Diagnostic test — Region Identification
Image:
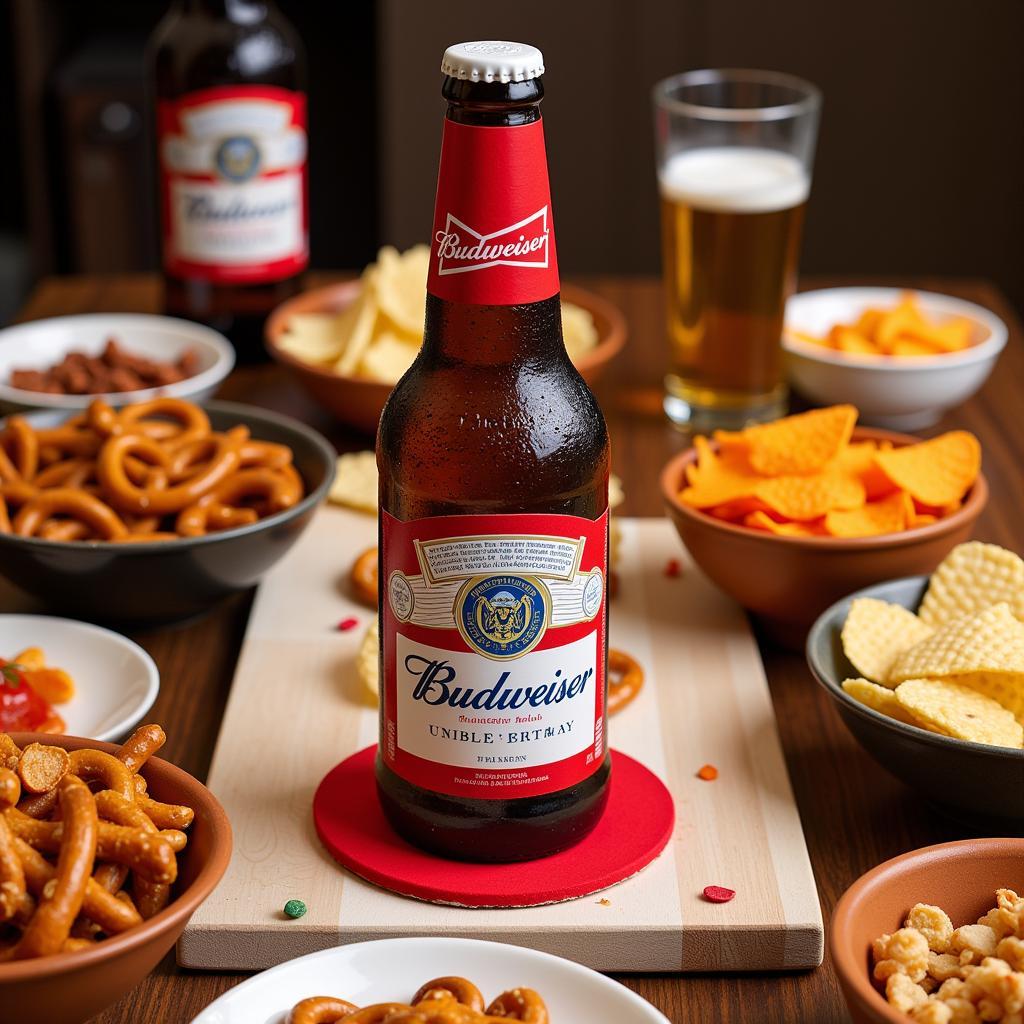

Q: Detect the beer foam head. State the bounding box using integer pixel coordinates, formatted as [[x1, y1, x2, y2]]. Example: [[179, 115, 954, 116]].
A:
[[659, 147, 810, 213]]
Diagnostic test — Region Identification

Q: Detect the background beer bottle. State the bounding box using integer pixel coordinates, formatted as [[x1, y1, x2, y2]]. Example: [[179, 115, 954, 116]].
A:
[[376, 41, 611, 862], [149, 0, 308, 358]]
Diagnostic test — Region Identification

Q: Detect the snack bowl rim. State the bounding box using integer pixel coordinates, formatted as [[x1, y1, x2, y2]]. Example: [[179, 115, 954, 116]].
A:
[[660, 425, 988, 552], [0, 731, 232, 986], [830, 836, 1024, 1024], [0, 313, 236, 411], [782, 286, 1008, 371], [0, 399, 337, 552], [264, 278, 628, 384], [806, 573, 1024, 760]]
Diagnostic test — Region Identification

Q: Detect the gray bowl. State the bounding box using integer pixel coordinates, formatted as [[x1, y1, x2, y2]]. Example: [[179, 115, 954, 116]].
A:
[[0, 401, 335, 626], [807, 575, 1024, 832]]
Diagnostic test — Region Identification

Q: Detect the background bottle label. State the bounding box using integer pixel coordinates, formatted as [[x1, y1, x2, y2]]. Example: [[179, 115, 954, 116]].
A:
[[381, 509, 607, 800], [427, 119, 560, 306], [158, 85, 308, 284]]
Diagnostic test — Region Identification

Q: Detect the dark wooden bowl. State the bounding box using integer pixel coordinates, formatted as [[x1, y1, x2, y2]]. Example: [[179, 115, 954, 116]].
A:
[[660, 426, 988, 649]]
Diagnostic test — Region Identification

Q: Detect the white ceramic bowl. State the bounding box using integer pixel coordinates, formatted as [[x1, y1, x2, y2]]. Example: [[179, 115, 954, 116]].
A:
[[190, 937, 671, 1024], [0, 313, 235, 413], [784, 287, 1007, 429], [0, 614, 158, 741]]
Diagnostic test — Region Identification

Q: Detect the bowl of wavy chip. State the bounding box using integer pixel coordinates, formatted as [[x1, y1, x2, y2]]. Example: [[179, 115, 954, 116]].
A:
[[265, 245, 627, 433], [807, 542, 1024, 828], [784, 288, 1007, 430], [661, 404, 987, 646]]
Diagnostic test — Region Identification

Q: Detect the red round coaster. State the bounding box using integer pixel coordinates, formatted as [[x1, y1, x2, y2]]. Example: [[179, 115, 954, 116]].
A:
[[313, 746, 674, 908]]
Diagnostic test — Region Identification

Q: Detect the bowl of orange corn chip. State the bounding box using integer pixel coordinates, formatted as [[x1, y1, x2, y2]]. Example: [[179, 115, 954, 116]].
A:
[[660, 405, 987, 647], [784, 289, 1007, 430]]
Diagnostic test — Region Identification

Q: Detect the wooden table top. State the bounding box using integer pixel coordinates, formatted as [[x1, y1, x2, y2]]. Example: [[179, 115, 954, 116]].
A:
[[11, 273, 1024, 1024]]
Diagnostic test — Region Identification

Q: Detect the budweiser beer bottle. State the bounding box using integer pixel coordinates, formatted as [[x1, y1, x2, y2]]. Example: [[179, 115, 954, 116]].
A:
[[149, 0, 308, 357], [376, 41, 611, 862]]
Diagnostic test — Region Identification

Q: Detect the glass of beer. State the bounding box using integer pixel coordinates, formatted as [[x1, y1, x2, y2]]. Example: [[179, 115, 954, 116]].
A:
[[652, 69, 821, 429]]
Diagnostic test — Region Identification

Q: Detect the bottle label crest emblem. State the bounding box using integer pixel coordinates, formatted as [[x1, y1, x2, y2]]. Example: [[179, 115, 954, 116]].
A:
[[427, 119, 560, 306], [157, 85, 309, 284], [381, 510, 607, 799]]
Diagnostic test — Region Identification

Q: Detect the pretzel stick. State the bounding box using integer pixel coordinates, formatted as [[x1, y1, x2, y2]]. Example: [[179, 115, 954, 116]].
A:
[[116, 724, 166, 775], [92, 862, 129, 894], [10, 775, 97, 958], [0, 766, 21, 808], [0, 812, 27, 922], [0, 734, 21, 771]]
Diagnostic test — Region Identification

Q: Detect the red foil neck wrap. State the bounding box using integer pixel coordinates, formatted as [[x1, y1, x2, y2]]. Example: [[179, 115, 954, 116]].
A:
[[427, 119, 560, 306], [381, 509, 607, 800]]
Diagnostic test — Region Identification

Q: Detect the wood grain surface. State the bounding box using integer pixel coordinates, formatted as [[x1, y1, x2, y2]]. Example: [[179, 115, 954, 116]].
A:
[[7, 273, 1023, 1022]]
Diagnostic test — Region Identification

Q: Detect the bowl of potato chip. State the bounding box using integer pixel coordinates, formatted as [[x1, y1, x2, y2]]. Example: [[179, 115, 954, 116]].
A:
[[265, 245, 627, 433], [661, 405, 988, 647], [784, 289, 1007, 430], [807, 542, 1024, 828]]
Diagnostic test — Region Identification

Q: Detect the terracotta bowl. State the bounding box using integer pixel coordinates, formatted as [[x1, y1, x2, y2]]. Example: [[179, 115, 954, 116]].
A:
[[0, 733, 232, 1024], [660, 427, 988, 649], [265, 280, 628, 434], [831, 838, 1024, 1024], [807, 574, 1024, 829]]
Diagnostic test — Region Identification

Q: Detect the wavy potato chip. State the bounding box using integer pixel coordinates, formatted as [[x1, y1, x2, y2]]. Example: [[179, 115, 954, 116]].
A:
[[889, 603, 1024, 683], [842, 598, 933, 684], [825, 490, 911, 538], [755, 471, 865, 522], [954, 671, 1024, 725], [842, 677, 922, 726], [375, 244, 430, 334], [918, 542, 1024, 627], [743, 511, 825, 536], [874, 431, 981, 508], [356, 330, 419, 384], [894, 678, 1024, 748], [278, 312, 348, 362], [328, 450, 378, 514]]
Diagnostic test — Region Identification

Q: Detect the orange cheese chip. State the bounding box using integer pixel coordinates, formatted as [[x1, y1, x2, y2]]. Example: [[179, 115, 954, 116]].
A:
[[755, 471, 865, 522], [680, 439, 764, 509], [825, 490, 910, 538], [744, 511, 827, 537], [874, 431, 981, 508], [831, 326, 877, 356]]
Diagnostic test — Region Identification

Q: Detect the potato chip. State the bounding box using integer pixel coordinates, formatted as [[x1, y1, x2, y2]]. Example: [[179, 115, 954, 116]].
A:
[[562, 301, 600, 361], [278, 312, 348, 363], [953, 671, 1024, 725], [889, 603, 1024, 683], [356, 615, 379, 700], [755, 471, 865, 522], [890, 337, 942, 358], [743, 511, 826, 537], [918, 542, 1024, 627], [328, 450, 378, 514], [893, 678, 1024, 748], [334, 277, 380, 376], [374, 244, 430, 334], [356, 330, 419, 384], [842, 677, 922, 726], [873, 431, 981, 508], [679, 440, 765, 509], [825, 490, 911, 538], [831, 327, 877, 356], [841, 598, 933, 683], [734, 404, 857, 476]]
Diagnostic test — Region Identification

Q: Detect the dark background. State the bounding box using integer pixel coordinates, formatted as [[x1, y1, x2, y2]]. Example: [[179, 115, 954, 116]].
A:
[[1, 0, 1021, 321]]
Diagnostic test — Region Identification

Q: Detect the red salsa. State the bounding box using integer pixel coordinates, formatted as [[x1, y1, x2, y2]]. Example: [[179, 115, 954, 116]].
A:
[[0, 658, 55, 731]]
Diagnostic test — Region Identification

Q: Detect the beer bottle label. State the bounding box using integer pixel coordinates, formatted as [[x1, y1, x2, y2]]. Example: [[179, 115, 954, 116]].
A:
[[381, 509, 607, 800], [157, 86, 308, 284], [427, 119, 560, 306]]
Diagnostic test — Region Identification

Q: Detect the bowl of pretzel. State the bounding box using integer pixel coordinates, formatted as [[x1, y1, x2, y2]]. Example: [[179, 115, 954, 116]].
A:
[[0, 725, 231, 1024], [0, 396, 335, 625]]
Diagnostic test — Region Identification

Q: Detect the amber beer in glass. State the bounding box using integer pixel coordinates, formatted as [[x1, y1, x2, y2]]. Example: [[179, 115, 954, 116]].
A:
[[652, 70, 820, 429], [376, 41, 611, 862]]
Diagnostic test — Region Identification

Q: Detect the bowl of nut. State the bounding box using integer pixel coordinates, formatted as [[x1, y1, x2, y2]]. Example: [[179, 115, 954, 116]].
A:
[[831, 838, 1024, 1024], [0, 726, 232, 1024], [0, 314, 235, 414]]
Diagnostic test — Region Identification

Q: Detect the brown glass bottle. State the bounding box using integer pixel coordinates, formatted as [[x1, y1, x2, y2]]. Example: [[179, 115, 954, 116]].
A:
[[149, 0, 308, 358], [376, 42, 611, 862]]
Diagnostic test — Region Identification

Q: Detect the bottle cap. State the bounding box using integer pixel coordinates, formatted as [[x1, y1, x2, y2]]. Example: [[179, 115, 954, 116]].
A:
[[440, 41, 545, 84]]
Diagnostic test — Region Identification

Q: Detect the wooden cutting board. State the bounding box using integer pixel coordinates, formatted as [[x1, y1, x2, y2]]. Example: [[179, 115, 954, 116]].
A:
[[181, 507, 823, 972]]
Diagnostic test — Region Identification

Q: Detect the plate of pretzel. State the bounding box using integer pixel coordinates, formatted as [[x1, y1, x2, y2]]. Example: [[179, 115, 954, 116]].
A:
[[190, 936, 671, 1023]]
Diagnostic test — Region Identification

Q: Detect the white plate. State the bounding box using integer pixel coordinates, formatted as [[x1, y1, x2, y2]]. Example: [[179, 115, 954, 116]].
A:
[[190, 938, 671, 1024], [0, 614, 158, 741], [0, 313, 235, 413]]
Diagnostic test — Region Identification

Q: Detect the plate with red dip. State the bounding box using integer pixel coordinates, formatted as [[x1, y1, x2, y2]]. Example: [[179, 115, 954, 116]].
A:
[[0, 614, 158, 741]]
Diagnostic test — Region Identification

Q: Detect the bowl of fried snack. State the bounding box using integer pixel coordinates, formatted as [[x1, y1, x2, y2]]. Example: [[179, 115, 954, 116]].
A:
[[784, 289, 1007, 430], [0, 314, 235, 414], [265, 245, 628, 433], [660, 404, 987, 647], [831, 838, 1024, 1024], [807, 542, 1024, 828], [0, 396, 335, 625], [0, 725, 231, 1024]]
